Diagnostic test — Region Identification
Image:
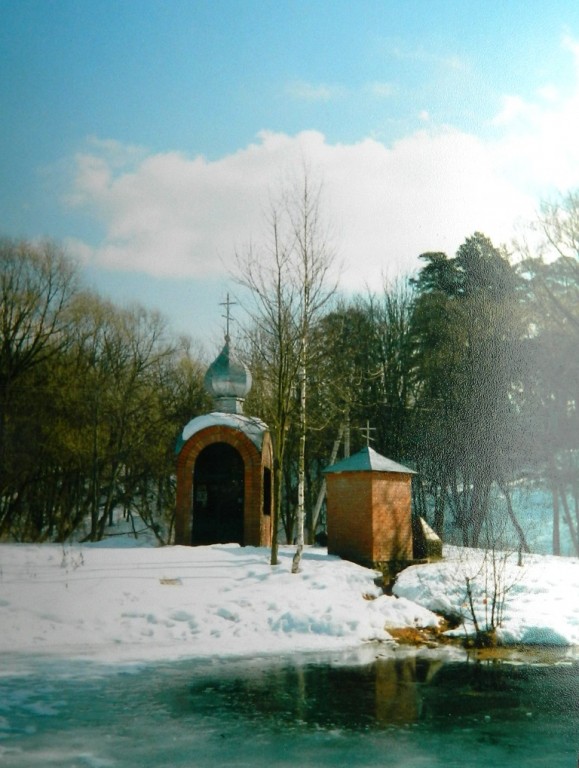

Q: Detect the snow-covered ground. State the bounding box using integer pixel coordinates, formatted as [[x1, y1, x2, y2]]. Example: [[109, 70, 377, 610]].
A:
[[394, 545, 579, 646], [0, 534, 577, 664]]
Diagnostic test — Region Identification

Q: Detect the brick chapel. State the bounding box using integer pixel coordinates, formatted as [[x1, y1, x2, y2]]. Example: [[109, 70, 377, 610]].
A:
[[174, 333, 273, 547]]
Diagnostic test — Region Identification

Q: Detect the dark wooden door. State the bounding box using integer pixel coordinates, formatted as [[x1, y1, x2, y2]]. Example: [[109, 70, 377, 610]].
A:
[[192, 442, 244, 545]]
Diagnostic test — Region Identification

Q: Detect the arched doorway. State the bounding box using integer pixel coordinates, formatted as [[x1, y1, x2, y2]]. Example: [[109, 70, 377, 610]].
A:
[[192, 442, 244, 545]]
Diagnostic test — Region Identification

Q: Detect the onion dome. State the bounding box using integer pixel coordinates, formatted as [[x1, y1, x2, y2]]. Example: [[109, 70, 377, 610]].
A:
[[204, 336, 252, 414]]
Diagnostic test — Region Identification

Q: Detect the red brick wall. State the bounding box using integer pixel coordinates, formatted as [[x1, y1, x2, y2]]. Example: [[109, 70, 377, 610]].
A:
[[371, 474, 413, 561], [326, 470, 413, 566], [326, 473, 373, 564], [175, 425, 272, 547]]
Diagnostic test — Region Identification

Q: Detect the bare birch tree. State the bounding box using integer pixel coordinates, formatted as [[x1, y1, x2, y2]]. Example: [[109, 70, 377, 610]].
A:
[[290, 175, 336, 572], [235, 173, 336, 569]]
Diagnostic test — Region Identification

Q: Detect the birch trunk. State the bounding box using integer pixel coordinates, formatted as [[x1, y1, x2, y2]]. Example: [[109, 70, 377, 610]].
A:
[[292, 355, 306, 573]]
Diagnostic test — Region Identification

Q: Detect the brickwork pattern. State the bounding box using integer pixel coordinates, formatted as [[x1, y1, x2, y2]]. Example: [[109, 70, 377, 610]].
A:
[[326, 470, 413, 567], [371, 474, 413, 562], [326, 473, 373, 564]]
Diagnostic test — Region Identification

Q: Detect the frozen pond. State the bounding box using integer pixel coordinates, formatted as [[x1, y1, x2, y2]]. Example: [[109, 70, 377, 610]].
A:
[[0, 648, 577, 767]]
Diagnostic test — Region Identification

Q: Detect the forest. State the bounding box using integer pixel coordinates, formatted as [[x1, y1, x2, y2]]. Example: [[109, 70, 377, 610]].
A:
[[1, 189, 577, 555]]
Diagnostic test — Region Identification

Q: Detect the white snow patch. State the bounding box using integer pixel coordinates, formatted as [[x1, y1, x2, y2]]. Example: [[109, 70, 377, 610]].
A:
[[0, 543, 406, 663], [0, 540, 577, 665], [180, 412, 268, 450], [394, 545, 579, 646]]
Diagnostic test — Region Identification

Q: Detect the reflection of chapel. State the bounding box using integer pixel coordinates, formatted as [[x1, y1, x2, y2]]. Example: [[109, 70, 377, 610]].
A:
[[174, 329, 273, 547]]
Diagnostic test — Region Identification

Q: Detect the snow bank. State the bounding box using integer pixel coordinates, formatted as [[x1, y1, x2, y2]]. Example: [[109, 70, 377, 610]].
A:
[[0, 543, 439, 663], [1, 539, 577, 664], [394, 545, 579, 646]]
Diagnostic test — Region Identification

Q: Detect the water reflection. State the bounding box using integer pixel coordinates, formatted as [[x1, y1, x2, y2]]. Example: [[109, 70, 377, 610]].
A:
[[423, 657, 578, 723], [174, 651, 578, 733], [1, 651, 577, 768]]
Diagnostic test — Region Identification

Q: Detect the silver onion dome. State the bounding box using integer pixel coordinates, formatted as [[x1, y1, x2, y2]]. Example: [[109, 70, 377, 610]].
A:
[[203, 337, 252, 414]]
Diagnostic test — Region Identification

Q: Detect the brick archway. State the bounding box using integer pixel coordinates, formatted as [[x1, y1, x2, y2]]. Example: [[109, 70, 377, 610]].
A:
[[175, 423, 272, 547]]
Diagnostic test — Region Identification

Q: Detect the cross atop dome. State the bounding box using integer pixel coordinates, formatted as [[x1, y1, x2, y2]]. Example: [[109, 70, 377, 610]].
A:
[[220, 293, 236, 343], [204, 294, 252, 414]]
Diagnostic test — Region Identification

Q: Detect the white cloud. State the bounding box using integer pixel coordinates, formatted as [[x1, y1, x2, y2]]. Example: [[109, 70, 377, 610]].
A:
[[536, 84, 560, 103], [318, 129, 532, 288], [285, 80, 343, 102], [488, 34, 579, 196], [365, 81, 396, 99], [65, 128, 532, 289], [65, 37, 579, 292], [381, 39, 466, 71], [492, 94, 532, 126], [562, 31, 579, 62]]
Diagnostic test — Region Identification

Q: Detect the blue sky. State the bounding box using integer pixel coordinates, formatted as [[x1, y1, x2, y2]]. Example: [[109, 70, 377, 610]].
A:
[[2, 0, 579, 348]]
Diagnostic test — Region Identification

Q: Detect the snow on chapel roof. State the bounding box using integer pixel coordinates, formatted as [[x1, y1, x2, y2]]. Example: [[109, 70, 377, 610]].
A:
[[176, 412, 268, 454], [323, 445, 416, 475]]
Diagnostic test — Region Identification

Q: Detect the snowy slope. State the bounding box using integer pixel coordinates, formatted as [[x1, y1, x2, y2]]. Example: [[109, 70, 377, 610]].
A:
[[0, 543, 437, 663], [0, 539, 577, 663]]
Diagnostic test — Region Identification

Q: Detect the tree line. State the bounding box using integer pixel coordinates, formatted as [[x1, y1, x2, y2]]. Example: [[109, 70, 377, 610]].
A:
[[1, 187, 577, 553], [238, 185, 578, 557], [0, 238, 209, 542]]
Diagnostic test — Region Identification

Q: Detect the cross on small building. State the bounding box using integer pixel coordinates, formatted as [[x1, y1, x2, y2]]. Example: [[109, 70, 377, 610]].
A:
[[220, 293, 237, 342], [359, 420, 376, 447]]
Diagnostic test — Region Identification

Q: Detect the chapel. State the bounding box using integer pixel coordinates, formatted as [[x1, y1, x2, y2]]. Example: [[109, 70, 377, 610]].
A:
[[174, 330, 273, 547]]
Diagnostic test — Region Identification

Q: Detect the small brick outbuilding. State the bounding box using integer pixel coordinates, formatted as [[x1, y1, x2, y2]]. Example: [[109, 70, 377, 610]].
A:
[[323, 445, 415, 569]]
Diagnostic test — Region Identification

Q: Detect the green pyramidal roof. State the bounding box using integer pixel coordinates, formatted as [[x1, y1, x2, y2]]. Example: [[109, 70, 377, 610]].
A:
[[323, 445, 416, 475]]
